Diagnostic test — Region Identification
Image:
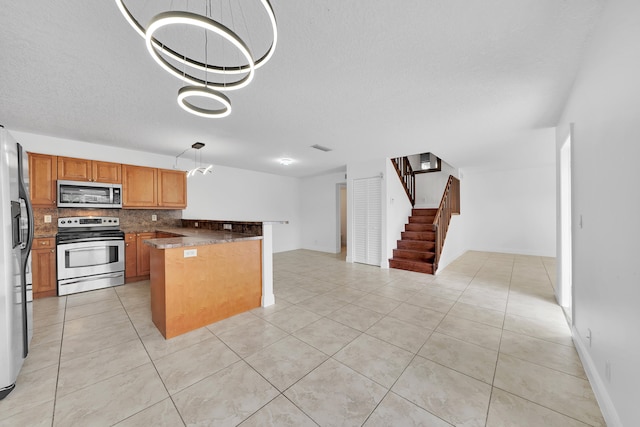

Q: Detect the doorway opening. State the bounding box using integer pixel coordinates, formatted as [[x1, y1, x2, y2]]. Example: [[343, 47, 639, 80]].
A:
[[336, 183, 347, 260]]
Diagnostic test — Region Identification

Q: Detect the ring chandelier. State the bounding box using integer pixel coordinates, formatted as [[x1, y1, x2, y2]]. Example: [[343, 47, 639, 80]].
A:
[[115, 0, 278, 118]]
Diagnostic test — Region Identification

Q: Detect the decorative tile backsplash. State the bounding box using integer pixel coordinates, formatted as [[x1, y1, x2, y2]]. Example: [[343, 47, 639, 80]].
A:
[[34, 208, 263, 238], [33, 207, 182, 237], [181, 219, 262, 236]]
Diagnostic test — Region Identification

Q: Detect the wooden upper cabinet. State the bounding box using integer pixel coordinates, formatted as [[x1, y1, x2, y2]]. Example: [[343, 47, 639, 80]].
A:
[[122, 164, 158, 207], [92, 161, 121, 183], [28, 153, 57, 207], [28, 152, 185, 209], [158, 169, 187, 208], [58, 156, 121, 183], [57, 157, 91, 181]]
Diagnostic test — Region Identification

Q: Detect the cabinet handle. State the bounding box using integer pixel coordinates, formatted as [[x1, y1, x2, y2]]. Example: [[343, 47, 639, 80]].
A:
[[126, 243, 129, 247], [50, 249, 54, 253]]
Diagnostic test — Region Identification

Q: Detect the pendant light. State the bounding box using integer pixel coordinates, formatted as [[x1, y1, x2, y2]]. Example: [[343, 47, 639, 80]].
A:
[[115, 0, 278, 118]]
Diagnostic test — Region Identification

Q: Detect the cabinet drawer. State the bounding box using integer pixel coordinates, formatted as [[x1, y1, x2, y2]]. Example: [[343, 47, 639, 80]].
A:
[[33, 238, 55, 248]]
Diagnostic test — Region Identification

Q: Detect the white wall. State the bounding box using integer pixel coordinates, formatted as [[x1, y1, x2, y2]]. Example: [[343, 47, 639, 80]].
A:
[[414, 160, 459, 208], [456, 164, 556, 257], [12, 131, 177, 169], [386, 160, 414, 267], [14, 130, 302, 253], [184, 165, 301, 253], [299, 171, 346, 253], [557, 0, 640, 424]]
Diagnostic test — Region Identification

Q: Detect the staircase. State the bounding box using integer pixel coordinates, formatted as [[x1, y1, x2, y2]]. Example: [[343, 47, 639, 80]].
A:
[[389, 208, 437, 274]]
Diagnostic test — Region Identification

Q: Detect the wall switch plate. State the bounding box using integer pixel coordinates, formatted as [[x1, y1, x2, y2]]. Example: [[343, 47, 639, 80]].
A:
[[223, 224, 232, 230], [151, 214, 157, 221], [184, 249, 197, 258], [44, 215, 52, 223]]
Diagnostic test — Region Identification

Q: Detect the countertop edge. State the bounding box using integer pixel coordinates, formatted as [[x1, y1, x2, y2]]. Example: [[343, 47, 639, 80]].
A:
[[144, 228, 263, 249]]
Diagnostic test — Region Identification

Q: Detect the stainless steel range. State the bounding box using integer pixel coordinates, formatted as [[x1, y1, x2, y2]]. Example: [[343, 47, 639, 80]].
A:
[[56, 216, 125, 296]]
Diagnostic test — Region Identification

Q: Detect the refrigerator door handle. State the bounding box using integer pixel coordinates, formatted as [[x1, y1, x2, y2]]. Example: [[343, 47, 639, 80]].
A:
[[17, 143, 33, 359]]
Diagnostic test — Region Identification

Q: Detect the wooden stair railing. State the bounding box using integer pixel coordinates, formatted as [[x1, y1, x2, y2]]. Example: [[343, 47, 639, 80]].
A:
[[391, 157, 415, 206], [433, 175, 460, 271]]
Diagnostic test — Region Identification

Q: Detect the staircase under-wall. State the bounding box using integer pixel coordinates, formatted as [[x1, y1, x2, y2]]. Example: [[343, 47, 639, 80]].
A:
[[389, 208, 437, 274]]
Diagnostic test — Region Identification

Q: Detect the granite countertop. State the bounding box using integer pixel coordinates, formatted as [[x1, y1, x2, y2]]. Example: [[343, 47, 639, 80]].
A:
[[144, 227, 262, 249]]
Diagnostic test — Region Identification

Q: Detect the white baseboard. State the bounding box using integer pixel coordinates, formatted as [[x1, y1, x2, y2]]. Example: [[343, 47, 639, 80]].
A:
[[261, 293, 275, 307], [572, 325, 622, 427]]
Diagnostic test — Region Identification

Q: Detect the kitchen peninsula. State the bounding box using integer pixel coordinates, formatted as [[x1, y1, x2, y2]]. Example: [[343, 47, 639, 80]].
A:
[[144, 221, 284, 339]]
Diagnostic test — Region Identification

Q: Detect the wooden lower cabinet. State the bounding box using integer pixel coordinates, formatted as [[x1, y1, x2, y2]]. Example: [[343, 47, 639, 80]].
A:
[[32, 238, 57, 299], [137, 233, 155, 276], [125, 232, 156, 282]]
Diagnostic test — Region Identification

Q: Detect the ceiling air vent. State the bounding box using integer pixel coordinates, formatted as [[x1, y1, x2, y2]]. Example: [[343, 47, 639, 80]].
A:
[[311, 144, 332, 152]]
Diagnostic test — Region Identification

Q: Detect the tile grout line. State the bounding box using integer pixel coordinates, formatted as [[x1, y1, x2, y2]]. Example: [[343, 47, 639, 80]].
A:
[[50, 295, 68, 427], [484, 254, 516, 426], [113, 285, 187, 426]]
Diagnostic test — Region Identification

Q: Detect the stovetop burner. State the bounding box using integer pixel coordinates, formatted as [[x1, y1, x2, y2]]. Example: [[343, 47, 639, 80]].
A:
[[56, 216, 123, 243]]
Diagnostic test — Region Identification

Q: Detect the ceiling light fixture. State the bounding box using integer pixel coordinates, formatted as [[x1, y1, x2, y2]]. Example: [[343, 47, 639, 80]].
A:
[[175, 142, 214, 177], [145, 11, 255, 91], [177, 86, 231, 118], [115, 1, 278, 119], [279, 158, 294, 166], [115, 0, 277, 74]]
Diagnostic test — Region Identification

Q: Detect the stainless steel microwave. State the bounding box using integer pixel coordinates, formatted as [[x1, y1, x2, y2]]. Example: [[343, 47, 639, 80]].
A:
[[57, 180, 123, 208]]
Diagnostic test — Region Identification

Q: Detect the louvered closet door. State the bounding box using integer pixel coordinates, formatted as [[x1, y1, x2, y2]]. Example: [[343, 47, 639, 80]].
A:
[[353, 177, 382, 266]]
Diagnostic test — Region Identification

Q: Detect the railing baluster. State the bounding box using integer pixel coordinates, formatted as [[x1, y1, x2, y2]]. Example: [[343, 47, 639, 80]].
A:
[[432, 175, 460, 272], [390, 157, 415, 206]]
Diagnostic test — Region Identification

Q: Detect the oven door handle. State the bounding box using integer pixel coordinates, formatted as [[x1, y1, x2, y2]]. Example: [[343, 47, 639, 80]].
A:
[[58, 236, 124, 244], [61, 273, 124, 285], [65, 246, 121, 254]]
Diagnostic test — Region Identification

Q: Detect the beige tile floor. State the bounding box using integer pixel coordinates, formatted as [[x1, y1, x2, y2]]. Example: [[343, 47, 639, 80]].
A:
[[0, 250, 605, 427]]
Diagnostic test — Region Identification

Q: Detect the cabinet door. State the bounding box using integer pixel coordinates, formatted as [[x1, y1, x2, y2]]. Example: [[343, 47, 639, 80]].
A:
[[158, 169, 187, 208], [136, 232, 156, 276], [124, 233, 138, 279], [122, 165, 157, 207], [92, 161, 122, 183], [28, 153, 57, 207], [57, 156, 92, 182], [32, 238, 57, 299]]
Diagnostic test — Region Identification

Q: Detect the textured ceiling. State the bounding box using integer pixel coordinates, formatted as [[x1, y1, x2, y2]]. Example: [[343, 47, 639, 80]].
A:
[[0, 1, 604, 177]]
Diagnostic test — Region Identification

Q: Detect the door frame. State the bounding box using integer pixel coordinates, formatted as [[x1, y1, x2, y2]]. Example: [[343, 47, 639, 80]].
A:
[[556, 124, 573, 318]]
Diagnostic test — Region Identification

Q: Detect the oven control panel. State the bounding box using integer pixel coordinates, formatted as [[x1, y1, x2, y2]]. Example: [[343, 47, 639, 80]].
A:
[[58, 216, 120, 228]]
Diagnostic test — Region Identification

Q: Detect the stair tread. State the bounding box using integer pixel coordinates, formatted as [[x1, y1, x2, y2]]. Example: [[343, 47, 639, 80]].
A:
[[394, 248, 435, 255]]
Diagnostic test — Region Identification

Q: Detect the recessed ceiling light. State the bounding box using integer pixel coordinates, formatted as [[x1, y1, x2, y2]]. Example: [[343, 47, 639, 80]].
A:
[[278, 158, 294, 166]]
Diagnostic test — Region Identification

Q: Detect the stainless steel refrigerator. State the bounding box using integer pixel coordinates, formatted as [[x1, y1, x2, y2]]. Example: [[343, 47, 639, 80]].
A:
[[0, 126, 34, 400]]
